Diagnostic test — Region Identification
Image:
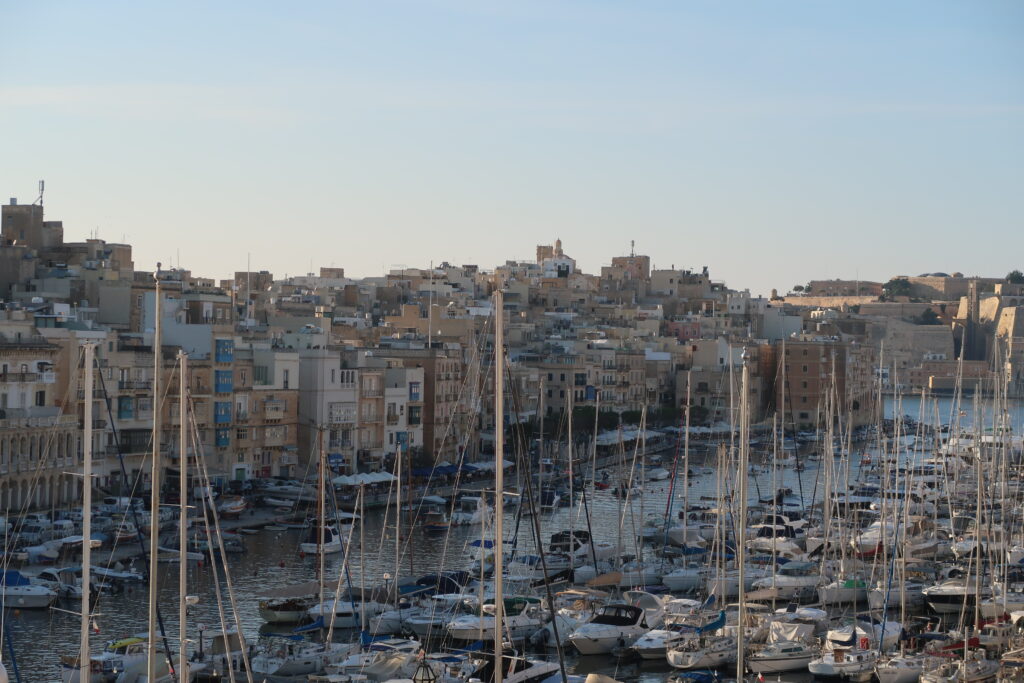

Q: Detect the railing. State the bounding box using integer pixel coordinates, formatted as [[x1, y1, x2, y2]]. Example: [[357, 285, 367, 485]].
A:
[[362, 413, 382, 423], [328, 440, 354, 450], [361, 388, 383, 398], [118, 380, 152, 391], [279, 453, 298, 466], [264, 401, 285, 418], [386, 414, 399, 425]]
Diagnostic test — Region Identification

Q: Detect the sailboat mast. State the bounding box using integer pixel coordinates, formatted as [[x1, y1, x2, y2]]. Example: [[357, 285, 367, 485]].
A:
[[178, 351, 189, 681], [395, 444, 401, 605], [493, 290, 505, 683], [147, 267, 162, 680], [80, 342, 95, 677], [567, 388, 573, 547], [318, 436, 326, 608], [736, 353, 750, 676]]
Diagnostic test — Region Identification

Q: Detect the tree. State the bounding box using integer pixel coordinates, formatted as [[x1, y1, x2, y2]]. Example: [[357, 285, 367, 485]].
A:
[[1006, 270, 1024, 284], [792, 285, 804, 292], [915, 308, 941, 325], [882, 277, 912, 299]]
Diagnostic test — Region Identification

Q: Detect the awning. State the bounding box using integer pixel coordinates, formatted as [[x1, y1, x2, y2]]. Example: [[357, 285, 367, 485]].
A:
[[332, 472, 397, 486]]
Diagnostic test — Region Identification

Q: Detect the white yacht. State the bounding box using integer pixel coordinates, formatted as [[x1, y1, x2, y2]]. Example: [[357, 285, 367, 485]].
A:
[[568, 593, 664, 656], [446, 597, 547, 642], [666, 635, 737, 670], [808, 646, 879, 681], [747, 640, 816, 673], [299, 524, 344, 555]]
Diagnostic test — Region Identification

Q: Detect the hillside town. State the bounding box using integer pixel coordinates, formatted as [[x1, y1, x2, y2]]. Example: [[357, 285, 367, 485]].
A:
[[2, 192, 1021, 513]]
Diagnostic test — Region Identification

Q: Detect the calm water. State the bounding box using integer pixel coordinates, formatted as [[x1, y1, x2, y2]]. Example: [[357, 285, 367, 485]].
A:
[[8, 395, 1021, 680], [5, 445, 833, 682]]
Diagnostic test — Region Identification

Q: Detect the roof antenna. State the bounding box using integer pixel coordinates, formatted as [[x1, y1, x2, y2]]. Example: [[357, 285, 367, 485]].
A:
[[35, 180, 45, 206], [630, 239, 635, 257]]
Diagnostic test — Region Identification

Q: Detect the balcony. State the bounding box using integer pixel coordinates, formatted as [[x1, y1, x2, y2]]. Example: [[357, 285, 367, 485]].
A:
[[361, 388, 382, 398], [279, 453, 298, 466], [0, 372, 38, 383], [118, 379, 152, 391], [328, 440, 354, 451], [386, 414, 399, 425], [264, 430, 285, 447], [76, 388, 106, 399], [264, 400, 285, 419], [361, 412, 382, 423], [235, 411, 250, 422]]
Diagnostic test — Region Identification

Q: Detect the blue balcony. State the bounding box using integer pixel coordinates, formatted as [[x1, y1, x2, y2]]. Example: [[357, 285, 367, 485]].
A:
[[215, 370, 233, 394], [215, 338, 234, 363], [214, 402, 232, 424], [216, 429, 230, 447]]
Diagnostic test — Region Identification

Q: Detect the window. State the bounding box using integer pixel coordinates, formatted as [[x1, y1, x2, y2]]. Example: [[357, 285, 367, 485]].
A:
[[560, 373, 565, 382], [35, 390, 45, 407], [801, 381, 808, 389], [547, 373, 553, 381], [801, 396, 807, 404], [236, 428, 248, 440], [802, 365, 808, 372], [331, 369, 336, 383], [283, 369, 290, 389]]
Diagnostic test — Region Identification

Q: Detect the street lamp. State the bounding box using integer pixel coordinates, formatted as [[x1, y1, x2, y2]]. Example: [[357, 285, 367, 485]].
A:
[[412, 660, 437, 683]]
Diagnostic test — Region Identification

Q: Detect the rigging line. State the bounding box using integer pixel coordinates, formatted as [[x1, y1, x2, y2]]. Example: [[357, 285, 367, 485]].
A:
[[188, 401, 254, 683], [92, 352, 177, 669], [425, 311, 495, 587], [194, 447, 238, 683], [506, 356, 569, 683]]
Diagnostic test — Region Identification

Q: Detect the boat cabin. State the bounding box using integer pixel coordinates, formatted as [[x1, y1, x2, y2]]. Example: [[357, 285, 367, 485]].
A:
[[590, 604, 645, 627]]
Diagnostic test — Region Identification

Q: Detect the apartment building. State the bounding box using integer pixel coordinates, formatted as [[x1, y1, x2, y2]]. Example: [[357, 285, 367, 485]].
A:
[[0, 320, 80, 511]]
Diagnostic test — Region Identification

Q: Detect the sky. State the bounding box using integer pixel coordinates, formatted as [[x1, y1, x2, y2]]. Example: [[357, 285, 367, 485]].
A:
[[1, 1, 1021, 296]]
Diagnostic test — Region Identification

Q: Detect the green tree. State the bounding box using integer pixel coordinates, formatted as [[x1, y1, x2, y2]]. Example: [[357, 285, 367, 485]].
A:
[[915, 308, 941, 325], [1006, 270, 1024, 284], [792, 285, 804, 292], [882, 277, 912, 299]]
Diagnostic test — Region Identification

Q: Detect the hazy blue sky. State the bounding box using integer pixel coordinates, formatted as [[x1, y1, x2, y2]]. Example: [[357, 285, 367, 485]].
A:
[[2, 1, 1021, 295]]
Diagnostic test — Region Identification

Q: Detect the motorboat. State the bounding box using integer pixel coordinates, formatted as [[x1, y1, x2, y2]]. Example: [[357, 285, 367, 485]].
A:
[[446, 596, 547, 642], [1, 569, 58, 609], [876, 653, 943, 683], [299, 525, 344, 555], [567, 592, 665, 655], [60, 635, 149, 683]]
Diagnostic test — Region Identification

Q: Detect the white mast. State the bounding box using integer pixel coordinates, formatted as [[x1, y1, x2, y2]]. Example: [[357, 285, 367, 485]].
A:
[[178, 351, 189, 681], [80, 342, 95, 676], [567, 387, 573, 547], [493, 290, 505, 683], [736, 352, 750, 676], [148, 265, 162, 680]]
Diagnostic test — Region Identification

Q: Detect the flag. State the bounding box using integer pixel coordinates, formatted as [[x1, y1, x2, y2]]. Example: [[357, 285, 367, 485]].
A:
[[92, 618, 101, 633], [758, 673, 764, 682]]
